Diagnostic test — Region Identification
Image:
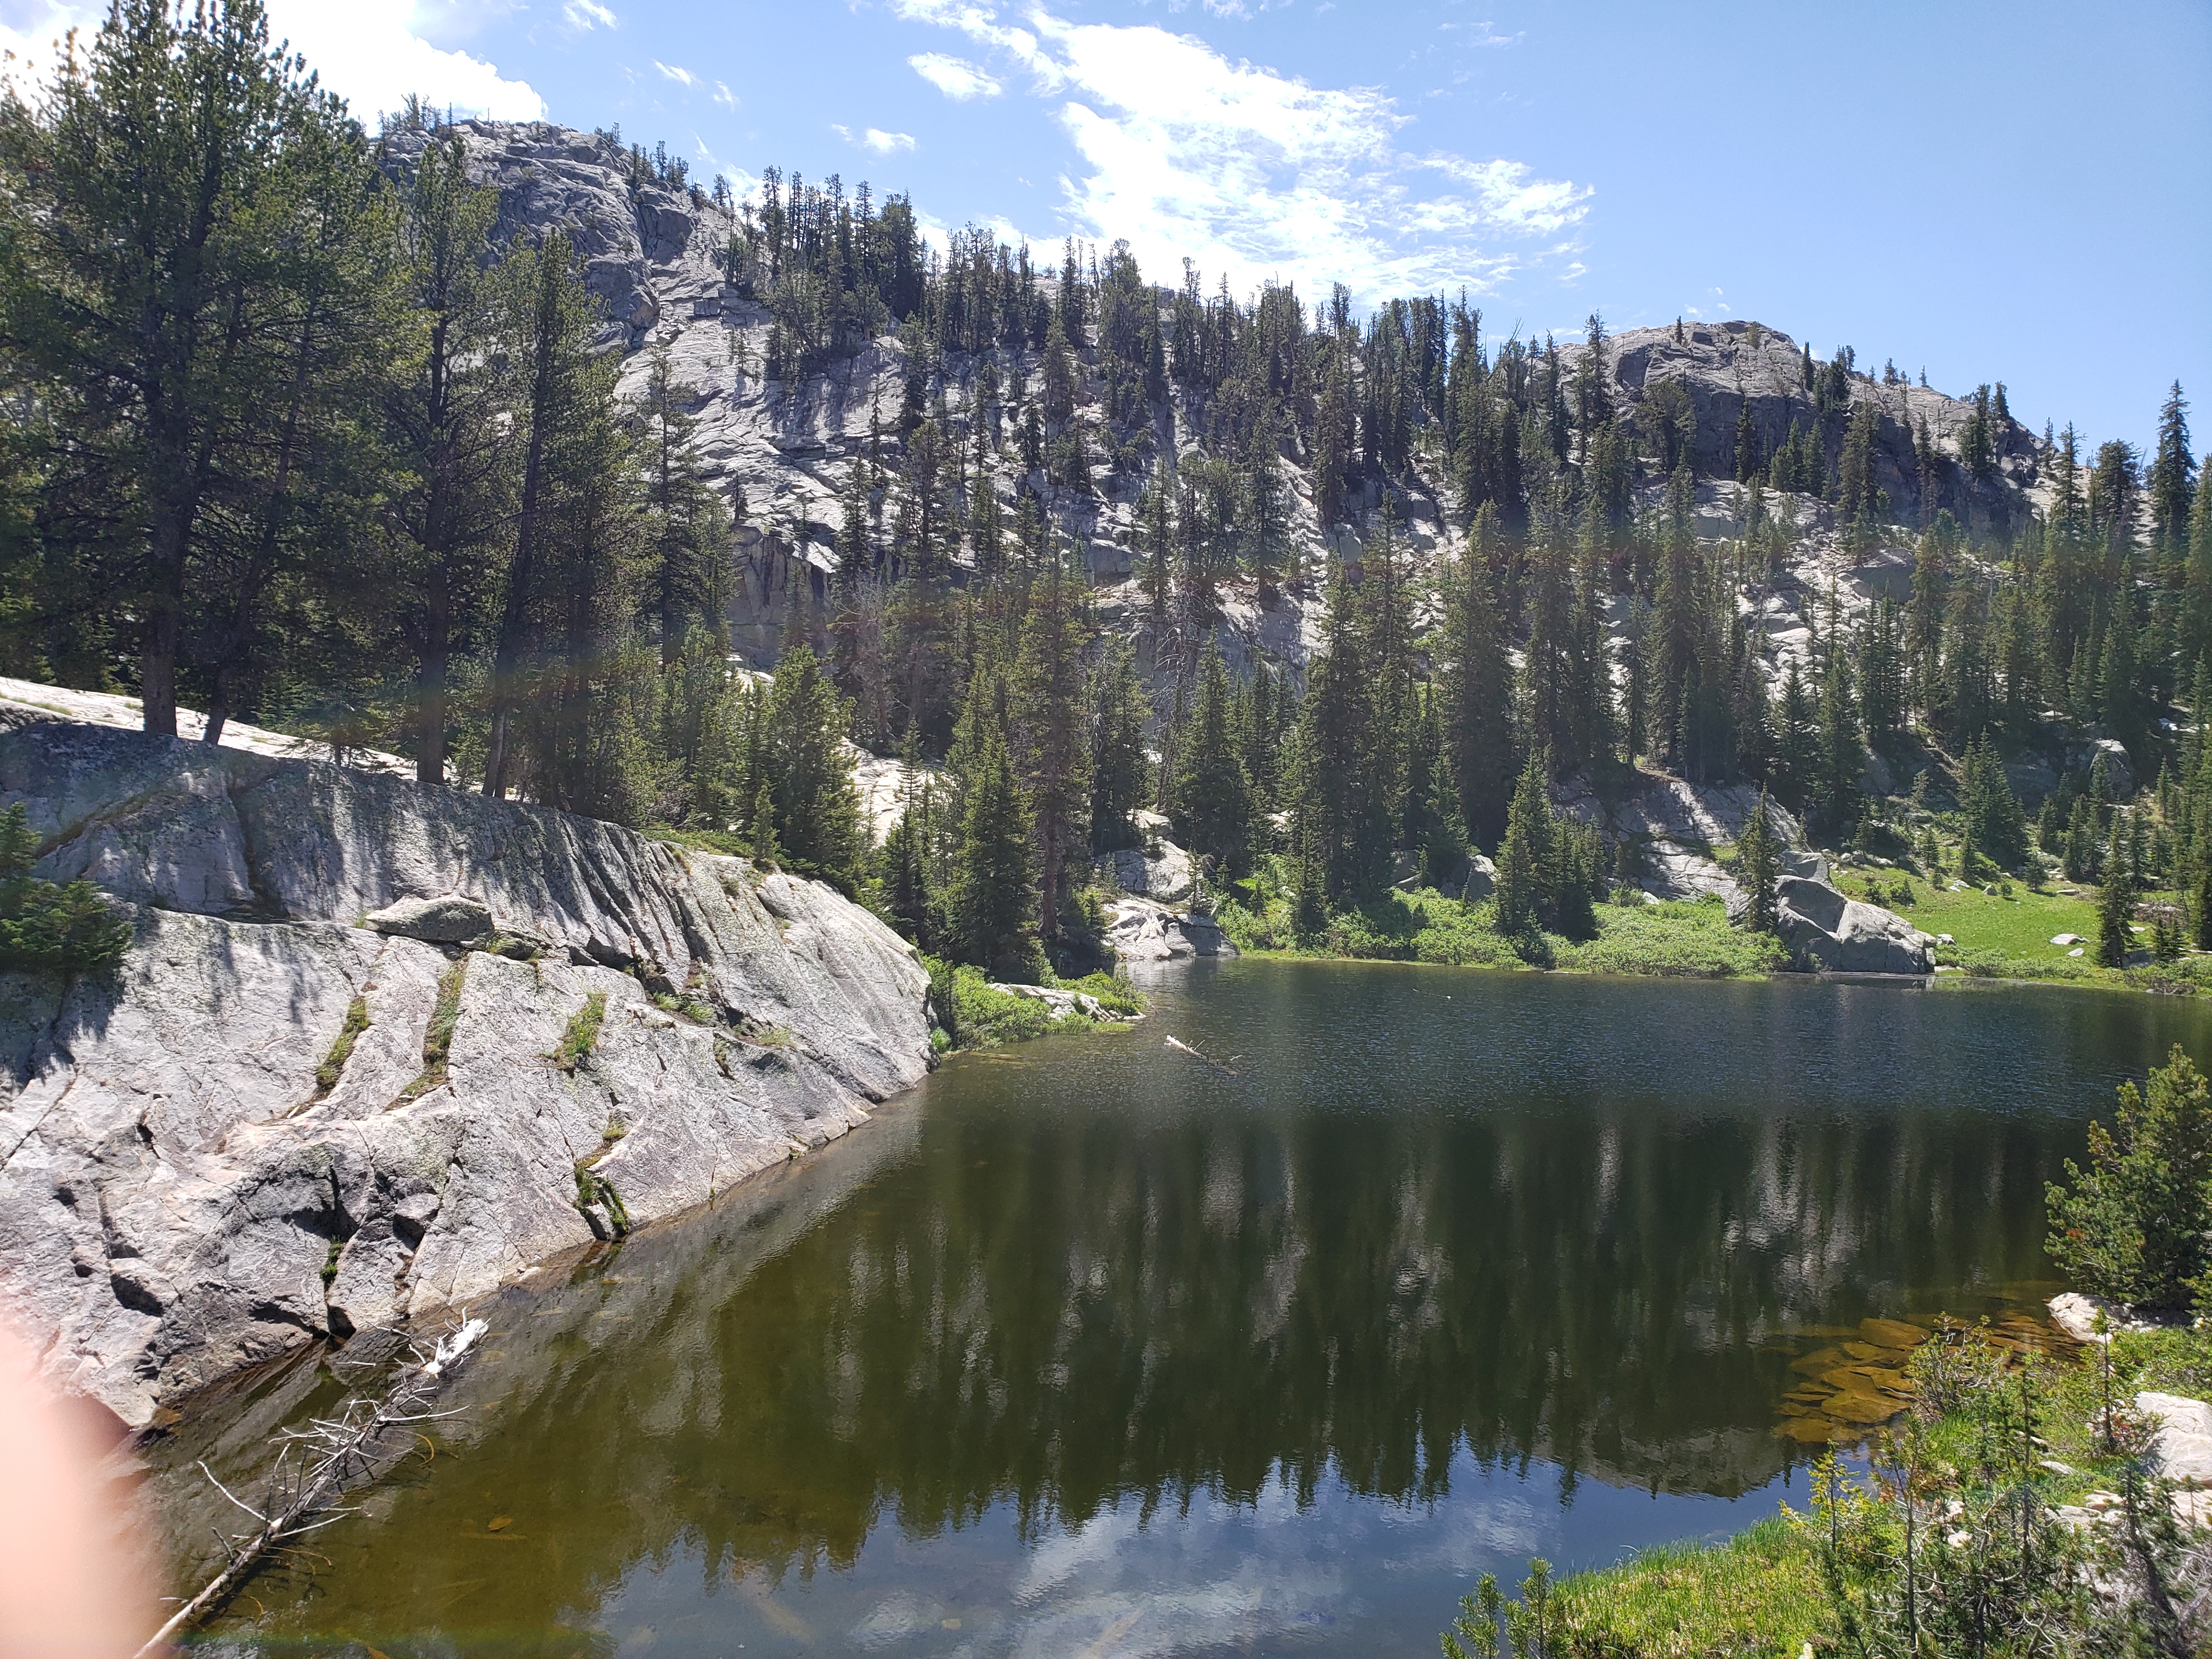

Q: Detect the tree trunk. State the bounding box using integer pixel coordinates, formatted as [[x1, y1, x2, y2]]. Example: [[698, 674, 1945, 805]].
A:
[[483, 387, 549, 798], [415, 605, 449, 786], [140, 521, 187, 739]]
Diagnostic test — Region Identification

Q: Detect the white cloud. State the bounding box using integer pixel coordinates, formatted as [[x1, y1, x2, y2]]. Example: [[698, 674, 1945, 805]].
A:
[[894, 4, 1588, 302], [562, 0, 618, 30], [909, 51, 1002, 100], [654, 60, 698, 88], [832, 123, 919, 155], [268, 1, 544, 120], [712, 80, 737, 110], [0, 0, 543, 118], [0, 1, 88, 95]]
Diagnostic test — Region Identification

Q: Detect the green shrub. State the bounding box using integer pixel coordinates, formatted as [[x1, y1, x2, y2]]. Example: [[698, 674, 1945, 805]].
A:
[[1219, 883, 1785, 979], [922, 958, 1136, 1048], [0, 803, 130, 973], [1560, 900, 1789, 978], [2045, 1045, 2212, 1311], [1060, 969, 1142, 1015]]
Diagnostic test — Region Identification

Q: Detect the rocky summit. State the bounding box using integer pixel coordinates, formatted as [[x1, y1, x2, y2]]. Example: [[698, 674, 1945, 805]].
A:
[[383, 120, 2043, 682], [0, 697, 930, 1429]]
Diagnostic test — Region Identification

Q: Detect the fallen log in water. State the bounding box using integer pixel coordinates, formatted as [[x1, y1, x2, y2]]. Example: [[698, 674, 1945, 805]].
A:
[[137, 1317, 488, 1654], [1165, 1035, 1239, 1076]]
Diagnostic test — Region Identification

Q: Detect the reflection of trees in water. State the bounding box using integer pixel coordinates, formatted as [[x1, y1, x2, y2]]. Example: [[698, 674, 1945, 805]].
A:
[[761, 1101, 2058, 1555], [162, 1035, 2080, 1640]]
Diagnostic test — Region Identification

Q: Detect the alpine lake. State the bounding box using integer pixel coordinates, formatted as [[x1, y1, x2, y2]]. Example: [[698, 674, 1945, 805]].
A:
[[156, 960, 2212, 1657]]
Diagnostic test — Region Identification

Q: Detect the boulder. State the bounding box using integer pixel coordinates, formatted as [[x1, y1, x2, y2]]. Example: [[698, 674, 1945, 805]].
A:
[[1458, 852, 1497, 903], [1094, 836, 1197, 906], [2091, 737, 2138, 799], [985, 981, 1138, 1023], [1103, 897, 1235, 963], [0, 707, 932, 1428], [364, 892, 494, 946], [1774, 874, 1936, 974], [1859, 747, 1894, 798], [2138, 1393, 2212, 1489]]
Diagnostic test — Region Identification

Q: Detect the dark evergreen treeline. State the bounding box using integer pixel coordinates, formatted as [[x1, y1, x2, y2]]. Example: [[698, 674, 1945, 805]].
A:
[[2, 0, 2206, 981]]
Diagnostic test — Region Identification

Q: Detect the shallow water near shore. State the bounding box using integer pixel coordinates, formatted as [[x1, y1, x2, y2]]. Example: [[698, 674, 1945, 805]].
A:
[[160, 961, 2212, 1657]]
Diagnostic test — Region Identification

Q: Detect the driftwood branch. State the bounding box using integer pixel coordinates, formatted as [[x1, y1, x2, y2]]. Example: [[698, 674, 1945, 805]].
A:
[[1165, 1035, 1239, 1077], [137, 1317, 487, 1656]]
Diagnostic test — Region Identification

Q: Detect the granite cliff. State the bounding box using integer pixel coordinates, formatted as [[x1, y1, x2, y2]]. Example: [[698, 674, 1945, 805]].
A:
[[0, 693, 931, 1428]]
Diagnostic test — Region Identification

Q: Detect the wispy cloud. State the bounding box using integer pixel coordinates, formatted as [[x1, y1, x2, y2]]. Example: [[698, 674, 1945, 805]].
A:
[[1166, 0, 1290, 18], [909, 51, 1003, 100], [712, 80, 738, 110], [832, 123, 919, 155], [654, 60, 698, 88], [562, 0, 617, 30], [894, 3, 1588, 302], [1439, 18, 1523, 48]]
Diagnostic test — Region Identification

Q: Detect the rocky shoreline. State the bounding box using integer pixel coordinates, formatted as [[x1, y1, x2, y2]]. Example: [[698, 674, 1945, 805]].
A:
[[0, 705, 931, 1429]]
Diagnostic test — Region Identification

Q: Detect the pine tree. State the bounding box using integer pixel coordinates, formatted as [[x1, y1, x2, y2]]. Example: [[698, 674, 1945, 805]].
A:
[[2148, 382, 2194, 561], [1246, 419, 1289, 602], [1957, 735, 2030, 871], [1292, 566, 1386, 900], [1573, 312, 1612, 444], [2064, 794, 2101, 883], [737, 770, 777, 865], [636, 343, 714, 667], [517, 296, 651, 825], [882, 769, 932, 944], [950, 719, 1039, 976], [1737, 788, 1781, 934], [1771, 657, 1818, 810], [1087, 639, 1149, 852], [2097, 845, 2136, 968], [484, 229, 602, 797], [1011, 553, 1092, 937], [1814, 645, 1861, 837], [1493, 753, 1550, 946], [2191, 853, 2212, 952], [1734, 398, 1760, 483], [1173, 644, 1251, 868], [381, 129, 511, 786], [0, 0, 368, 737], [761, 645, 864, 884]]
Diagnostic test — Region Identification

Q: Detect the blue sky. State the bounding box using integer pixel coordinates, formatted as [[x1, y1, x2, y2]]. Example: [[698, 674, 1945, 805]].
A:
[[5, 0, 2207, 453]]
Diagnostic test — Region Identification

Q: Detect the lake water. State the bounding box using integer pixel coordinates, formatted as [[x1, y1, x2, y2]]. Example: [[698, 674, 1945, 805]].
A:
[[166, 962, 2212, 1657]]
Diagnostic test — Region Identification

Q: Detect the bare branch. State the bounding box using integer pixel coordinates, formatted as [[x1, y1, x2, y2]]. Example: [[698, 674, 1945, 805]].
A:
[[136, 1313, 489, 1656]]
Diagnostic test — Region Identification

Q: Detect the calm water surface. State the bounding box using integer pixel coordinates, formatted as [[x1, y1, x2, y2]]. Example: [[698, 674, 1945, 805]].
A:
[[167, 962, 2212, 1657]]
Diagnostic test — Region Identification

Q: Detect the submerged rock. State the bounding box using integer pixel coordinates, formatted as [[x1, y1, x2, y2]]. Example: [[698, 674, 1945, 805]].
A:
[[1774, 874, 1936, 975], [0, 707, 930, 1428]]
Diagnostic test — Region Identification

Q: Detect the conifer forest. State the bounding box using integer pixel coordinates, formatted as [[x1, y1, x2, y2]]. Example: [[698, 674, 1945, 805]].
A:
[[9, 5, 2212, 1657], [0, 0, 2205, 986]]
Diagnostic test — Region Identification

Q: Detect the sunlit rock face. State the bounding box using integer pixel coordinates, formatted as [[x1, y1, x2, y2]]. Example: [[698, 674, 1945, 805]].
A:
[[0, 702, 930, 1427], [376, 123, 2041, 709], [1774, 873, 1937, 974]]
